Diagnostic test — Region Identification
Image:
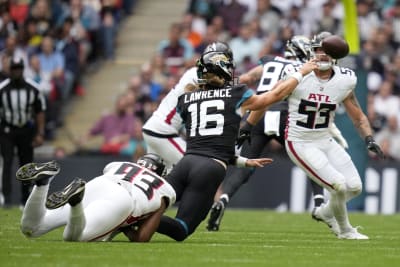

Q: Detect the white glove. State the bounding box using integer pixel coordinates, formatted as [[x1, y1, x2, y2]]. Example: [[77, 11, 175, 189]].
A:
[[330, 123, 349, 149]]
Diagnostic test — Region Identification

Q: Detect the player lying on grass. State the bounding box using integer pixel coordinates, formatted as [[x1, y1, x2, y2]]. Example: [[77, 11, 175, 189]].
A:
[[17, 153, 176, 242]]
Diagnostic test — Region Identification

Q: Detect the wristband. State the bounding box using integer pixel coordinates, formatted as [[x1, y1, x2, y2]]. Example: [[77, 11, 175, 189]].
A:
[[236, 156, 248, 167], [291, 72, 303, 83]]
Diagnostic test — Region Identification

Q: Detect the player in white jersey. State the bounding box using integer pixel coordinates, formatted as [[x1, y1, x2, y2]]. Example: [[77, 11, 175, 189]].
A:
[[16, 153, 176, 242], [251, 33, 383, 239], [207, 35, 348, 232], [142, 42, 233, 172]]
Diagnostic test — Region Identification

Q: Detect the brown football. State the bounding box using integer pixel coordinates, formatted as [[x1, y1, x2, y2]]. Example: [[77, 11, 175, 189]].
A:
[[321, 35, 349, 59]]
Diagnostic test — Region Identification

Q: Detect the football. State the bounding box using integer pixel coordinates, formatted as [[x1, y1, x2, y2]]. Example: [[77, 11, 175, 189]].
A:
[[321, 35, 349, 59]]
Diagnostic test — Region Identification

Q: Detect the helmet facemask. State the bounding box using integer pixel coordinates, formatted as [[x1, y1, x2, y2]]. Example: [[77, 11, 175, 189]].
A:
[[310, 32, 336, 71]]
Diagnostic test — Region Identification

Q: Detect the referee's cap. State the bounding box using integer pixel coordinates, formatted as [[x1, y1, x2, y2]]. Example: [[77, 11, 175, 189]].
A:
[[10, 57, 24, 69]]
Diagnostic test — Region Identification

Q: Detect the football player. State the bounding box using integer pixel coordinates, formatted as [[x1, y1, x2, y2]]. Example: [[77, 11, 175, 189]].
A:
[[238, 33, 383, 239], [207, 34, 348, 232], [156, 50, 277, 241], [142, 42, 234, 173], [17, 153, 176, 242]]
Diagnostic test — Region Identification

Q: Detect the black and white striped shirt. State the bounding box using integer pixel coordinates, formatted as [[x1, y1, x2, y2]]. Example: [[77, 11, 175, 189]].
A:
[[0, 78, 46, 127]]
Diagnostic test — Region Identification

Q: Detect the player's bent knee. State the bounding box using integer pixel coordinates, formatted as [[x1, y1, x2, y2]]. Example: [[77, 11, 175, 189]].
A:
[[332, 180, 347, 195], [348, 182, 362, 197]]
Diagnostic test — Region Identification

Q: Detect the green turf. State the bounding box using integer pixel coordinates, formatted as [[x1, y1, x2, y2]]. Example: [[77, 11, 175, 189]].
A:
[[1, 208, 399, 267]]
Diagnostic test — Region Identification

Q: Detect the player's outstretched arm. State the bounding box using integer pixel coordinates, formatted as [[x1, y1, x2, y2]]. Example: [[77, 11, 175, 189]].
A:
[[241, 60, 318, 111]]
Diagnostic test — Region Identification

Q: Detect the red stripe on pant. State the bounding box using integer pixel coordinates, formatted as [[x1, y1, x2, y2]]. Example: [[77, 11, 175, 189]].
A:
[[286, 140, 334, 190], [168, 138, 185, 155]]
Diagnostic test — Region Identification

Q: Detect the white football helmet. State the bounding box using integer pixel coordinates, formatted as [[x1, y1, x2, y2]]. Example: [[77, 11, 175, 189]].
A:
[[310, 32, 335, 71]]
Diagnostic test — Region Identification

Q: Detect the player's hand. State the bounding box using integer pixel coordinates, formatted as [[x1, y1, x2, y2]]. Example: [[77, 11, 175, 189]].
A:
[[246, 158, 273, 168], [365, 136, 384, 159], [236, 121, 253, 149]]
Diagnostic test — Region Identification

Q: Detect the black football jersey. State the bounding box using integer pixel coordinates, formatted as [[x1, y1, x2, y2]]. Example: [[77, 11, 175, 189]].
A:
[[177, 84, 254, 164], [256, 55, 302, 111]]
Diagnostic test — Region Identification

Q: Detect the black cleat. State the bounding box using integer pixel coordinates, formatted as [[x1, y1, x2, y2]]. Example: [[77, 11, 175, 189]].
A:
[[16, 161, 60, 185], [46, 178, 86, 209], [206, 200, 225, 231]]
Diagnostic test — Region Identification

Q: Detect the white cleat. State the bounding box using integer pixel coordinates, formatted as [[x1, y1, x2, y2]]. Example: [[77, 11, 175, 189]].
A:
[[338, 227, 369, 240], [312, 205, 340, 236]]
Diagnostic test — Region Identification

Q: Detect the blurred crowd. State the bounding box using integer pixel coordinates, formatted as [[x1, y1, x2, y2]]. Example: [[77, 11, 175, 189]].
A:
[[4, 0, 400, 162], [102, 0, 400, 162], [0, 0, 136, 140]]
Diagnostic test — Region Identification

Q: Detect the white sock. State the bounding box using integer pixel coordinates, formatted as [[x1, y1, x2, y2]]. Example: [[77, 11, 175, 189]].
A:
[[329, 191, 352, 233], [21, 185, 49, 236], [63, 202, 86, 241]]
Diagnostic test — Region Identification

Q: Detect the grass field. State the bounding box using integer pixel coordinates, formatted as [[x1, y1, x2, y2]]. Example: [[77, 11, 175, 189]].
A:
[[1, 208, 399, 267]]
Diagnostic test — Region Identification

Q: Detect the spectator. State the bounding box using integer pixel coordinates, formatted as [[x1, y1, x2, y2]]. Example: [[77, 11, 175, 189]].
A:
[[0, 6, 18, 50], [37, 35, 67, 100], [217, 0, 248, 37], [242, 0, 281, 37], [158, 22, 194, 76], [0, 35, 29, 75], [357, 0, 381, 43], [374, 115, 400, 160], [315, 1, 342, 35], [228, 22, 264, 72], [100, 3, 117, 60], [78, 92, 139, 156], [139, 62, 163, 102], [28, 0, 53, 36], [55, 17, 81, 99], [209, 15, 230, 43], [20, 17, 43, 56], [64, 0, 101, 62], [373, 80, 400, 118]]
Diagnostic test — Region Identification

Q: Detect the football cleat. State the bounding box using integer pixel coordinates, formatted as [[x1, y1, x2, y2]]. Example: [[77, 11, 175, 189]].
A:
[[46, 178, 86, 209], [206, 200, 226, 231], [312, 205, 340, 236], [16, 161, 60, 185], [338, 227, 369, 240]]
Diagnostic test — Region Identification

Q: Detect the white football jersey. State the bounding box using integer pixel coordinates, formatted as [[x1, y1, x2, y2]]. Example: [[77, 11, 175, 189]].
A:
[[286, 65, 356, 141], [102, 162, 176, 224], [142, 67, 198, 135]]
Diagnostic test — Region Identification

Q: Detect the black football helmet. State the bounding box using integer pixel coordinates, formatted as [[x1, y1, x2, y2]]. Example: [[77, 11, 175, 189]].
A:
[[285, 35, 311, 63], [197, 51, 234, 87], [136, 153, 165, 176], [203, 41, 233, 61]]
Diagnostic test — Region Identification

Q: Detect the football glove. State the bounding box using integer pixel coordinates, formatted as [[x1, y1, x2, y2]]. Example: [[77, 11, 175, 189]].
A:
[[365, 135, 384, 159], [236, 121, 253, 149]]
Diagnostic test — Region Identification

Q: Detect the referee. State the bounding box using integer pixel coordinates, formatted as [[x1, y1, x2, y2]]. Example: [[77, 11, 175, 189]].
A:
[[0, 57, 46, 208]]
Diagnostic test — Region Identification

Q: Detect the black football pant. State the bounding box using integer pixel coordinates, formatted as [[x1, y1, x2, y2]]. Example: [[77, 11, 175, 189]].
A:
[[157, 154, 226, 241], [0, 126, 34, 205]]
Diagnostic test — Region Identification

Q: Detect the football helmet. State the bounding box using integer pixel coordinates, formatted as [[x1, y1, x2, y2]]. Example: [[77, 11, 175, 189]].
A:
[[285, 35, 311, 63], [203, 41, 233, 61], [197, 51, 234, 87], [136, 153, 166, 176], [310, 31, 335, 71]]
